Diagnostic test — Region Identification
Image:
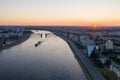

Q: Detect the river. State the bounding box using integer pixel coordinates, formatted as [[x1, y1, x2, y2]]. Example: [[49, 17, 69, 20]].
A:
[[0, 30, 87, 80]]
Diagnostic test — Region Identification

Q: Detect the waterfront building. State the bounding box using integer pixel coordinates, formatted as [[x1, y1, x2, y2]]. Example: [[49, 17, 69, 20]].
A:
[[87, 45, 95, 56], [80, 36, 94, 46], [105, 40, 113, 50]]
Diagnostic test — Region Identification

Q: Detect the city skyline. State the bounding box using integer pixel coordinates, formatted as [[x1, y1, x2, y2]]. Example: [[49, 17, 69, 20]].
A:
[[0, 0, 120, 26]]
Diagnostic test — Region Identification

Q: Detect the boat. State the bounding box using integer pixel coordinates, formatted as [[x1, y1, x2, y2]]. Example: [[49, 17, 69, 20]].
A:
[[35, 41, 41, 47], [35, 44, 38, 47]]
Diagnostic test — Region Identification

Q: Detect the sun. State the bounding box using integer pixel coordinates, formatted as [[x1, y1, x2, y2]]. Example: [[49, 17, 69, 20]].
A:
[[93, 24, 97, 28]]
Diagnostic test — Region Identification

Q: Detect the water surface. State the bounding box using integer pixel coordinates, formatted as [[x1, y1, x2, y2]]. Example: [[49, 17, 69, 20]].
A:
[[0, 31, 87, 80]]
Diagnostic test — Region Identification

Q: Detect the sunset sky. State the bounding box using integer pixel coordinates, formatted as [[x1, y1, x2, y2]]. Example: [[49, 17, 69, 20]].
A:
[[0, 0, 120, 26]]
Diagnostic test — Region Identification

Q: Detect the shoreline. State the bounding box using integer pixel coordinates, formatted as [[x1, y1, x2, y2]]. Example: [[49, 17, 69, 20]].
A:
[[0, 34, 31, 51], [61, 36, 91, 80], [55, 33, 105, 80]]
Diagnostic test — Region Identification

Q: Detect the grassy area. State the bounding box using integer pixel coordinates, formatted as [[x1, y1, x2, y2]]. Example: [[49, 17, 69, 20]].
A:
[[95, 66, 116, 80], [92, 58, 116, 80], [75, 40, 116, 80]]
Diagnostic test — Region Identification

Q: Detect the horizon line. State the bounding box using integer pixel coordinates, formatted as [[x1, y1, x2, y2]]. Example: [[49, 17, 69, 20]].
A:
[[0, 24, 120, 27]]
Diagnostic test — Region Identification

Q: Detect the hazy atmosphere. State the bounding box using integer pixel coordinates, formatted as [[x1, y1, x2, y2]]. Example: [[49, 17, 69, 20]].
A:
[[0, 0, 120, 26], [0, 1, 120, 80]]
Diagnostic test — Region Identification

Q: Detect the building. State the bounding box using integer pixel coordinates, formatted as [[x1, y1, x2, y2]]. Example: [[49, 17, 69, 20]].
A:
[[105, 40, 113, 50], [69, 34, 74, 39], [110, 64, 120, 77], [80, 35, 94, 46], [109, 32, 120, 36], [99, 57, 107, 64], [87, 45, 95, 56]]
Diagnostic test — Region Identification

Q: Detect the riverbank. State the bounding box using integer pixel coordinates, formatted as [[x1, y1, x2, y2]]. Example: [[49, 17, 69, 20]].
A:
[[0, 34, 31, 51], [66, 39, 92, 80], [56, 33, 105, 80]]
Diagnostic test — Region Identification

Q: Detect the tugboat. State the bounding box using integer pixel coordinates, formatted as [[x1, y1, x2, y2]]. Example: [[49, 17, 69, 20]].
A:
[[35, 41, 41, 47], [35, 44, 38, 47]]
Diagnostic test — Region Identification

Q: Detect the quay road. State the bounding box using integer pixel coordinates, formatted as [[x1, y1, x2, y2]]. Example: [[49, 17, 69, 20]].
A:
[[56, 33, 105, 80]]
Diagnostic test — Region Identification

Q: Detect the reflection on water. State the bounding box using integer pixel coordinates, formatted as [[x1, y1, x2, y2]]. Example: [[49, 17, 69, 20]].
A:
[[0, 30, 87, 80]]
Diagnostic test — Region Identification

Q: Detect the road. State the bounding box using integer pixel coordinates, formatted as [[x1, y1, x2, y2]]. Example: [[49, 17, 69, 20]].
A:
[[57, 33, 105, 80]]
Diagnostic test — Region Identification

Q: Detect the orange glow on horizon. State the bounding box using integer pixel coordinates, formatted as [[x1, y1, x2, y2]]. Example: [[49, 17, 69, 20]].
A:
[[0, 19, 120, 26]]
